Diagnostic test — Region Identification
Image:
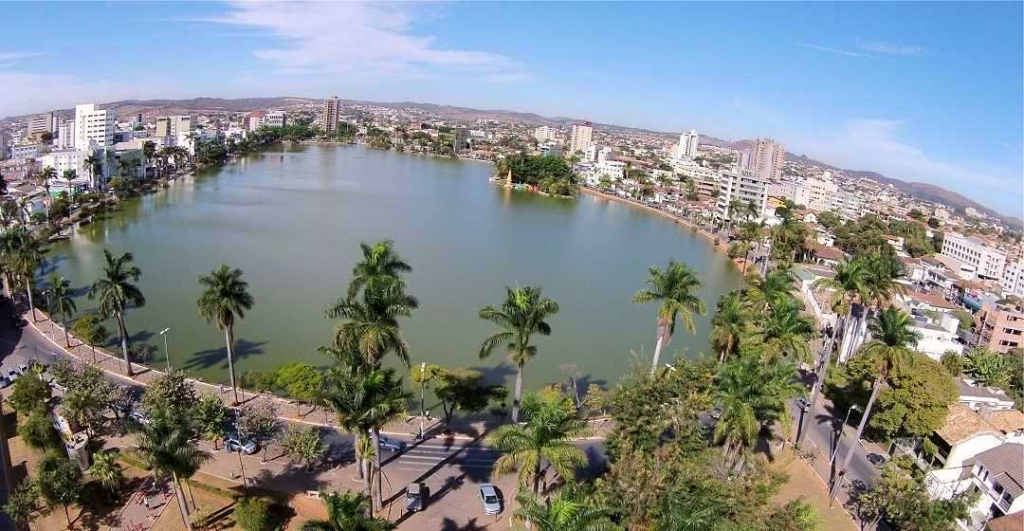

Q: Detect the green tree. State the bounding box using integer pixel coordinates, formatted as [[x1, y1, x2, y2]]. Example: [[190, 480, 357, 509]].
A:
[[236, 398, 279, 463], [479, 285, 561, 423], [0, 226, 44, 322], [88, 249, 146, 376], [197, 264, 255, 404], [36, 451, 84, 528], [19, 411, 61, 449], [632, 260, 707, 375], [275, 362, 323, 414], [234, 497, 270, 531], [434, 368, 507, 426], [832, 306, 920, 501], [194, 394, 228, 449], [8, 368, 52, 414], [299, 492, 394, 531], [743, 268, 795, 313], [71, 313, 109, 364], [711, 292, 747, 363], [2, 479, 41, 528], [281, 425, 326, 471], [490, 392, 587, 495], [746, 298, 814, 363], [142, 369, 199, 414], [134, 407, 209, 531], [514, 490, 615, 531], [940, 350, 965, 377], [962, 347, 1015, 388], [47, 274, 77, 347], [83, 154, 103, 186], [89, 451, 124, 500], [855, 457, 975, 531]]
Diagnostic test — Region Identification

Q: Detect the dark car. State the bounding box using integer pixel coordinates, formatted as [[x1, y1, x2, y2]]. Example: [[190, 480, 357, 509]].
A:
[[379, 435, 406, 452], [406, 482, 425, 512], [867, 453, 888, 467]]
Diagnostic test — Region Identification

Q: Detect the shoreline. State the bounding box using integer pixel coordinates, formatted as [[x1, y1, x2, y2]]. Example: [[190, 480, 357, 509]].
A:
[[579, 187, 747, 273]]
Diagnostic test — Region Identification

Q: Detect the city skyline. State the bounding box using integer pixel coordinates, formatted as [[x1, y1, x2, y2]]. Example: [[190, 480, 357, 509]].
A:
[[0, 1, 1021, 215]]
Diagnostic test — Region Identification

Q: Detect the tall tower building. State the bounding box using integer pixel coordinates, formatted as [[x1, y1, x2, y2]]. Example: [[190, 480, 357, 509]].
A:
[[750, 137, 785, 181], [320, 96, 340, 133], [675, 129, 699, 159], [74, 103, 115, 148], [155, 115, 192, 138], [568, 122, 593, 155]]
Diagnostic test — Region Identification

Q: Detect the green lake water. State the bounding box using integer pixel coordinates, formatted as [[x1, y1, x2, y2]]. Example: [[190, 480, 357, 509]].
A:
[[46, 144, 742, 391]]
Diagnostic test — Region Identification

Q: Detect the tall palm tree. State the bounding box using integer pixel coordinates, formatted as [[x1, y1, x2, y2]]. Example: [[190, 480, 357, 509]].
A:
[[48, 274, 76, 347], [346, 240, 415, 301], [83, 154, 103, 187], [197, 265, 255, 405], [710, 291, 746, 363], [830, 306, 920, 501], [632, 260, 706, 375], [514, 491, 615, 531], [742, 267, 794, 314], [300, 492, 394, 531], [142, 141, 156, 179], [134, 407, 208, 531], [798, 258, 871, 449], [489, 394, 587, 495], [327, 283, 416, 368], [479, 285, 560, 423], [750, 299, 814, 363], [61, 169, 77, 202], [88, 249, 145, 376], [1, 227, 44, 322]]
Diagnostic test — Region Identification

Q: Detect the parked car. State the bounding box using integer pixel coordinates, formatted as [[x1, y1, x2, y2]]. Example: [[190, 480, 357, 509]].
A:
[[224, 435, 258, 455], [6, 369, 19, 383], [16, 363, 29, 375], [129, 409, 152, 426], [795, 398, 811, 412], [406, 482, 425, 512], [478, 484, 502, 515], [379, 436, 406, 452], [867, 453, 888, 467]]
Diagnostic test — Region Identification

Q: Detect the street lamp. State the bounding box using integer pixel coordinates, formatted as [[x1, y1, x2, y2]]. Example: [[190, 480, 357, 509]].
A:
[[159, 328, 171, 371], [830, 404, 858, 465], [419, 362, 426, 440]]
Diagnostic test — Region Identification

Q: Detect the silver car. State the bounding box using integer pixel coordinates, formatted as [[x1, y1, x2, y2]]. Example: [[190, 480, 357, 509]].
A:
[[224, 435, 258, 455], [478, 484, 501, 515], [379, 435, 406, 452]]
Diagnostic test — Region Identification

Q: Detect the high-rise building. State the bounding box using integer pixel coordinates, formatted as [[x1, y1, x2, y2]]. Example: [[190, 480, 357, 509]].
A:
[[978, 301, 1024, 353], [568, 122, 593, 155], [452, 128, 470, 151], [715, 167, 768, 222], [265, 110, 287, 128], [28, 112, 56, 137], [750, 137, 785, 181], [675, 130, 699, 159], [74, 103, 115, 148], [940, 232, 1007, 281], [533, 126, 555, 142], [1000, 249, 1024, 298], [320, 96, 340, 133], [55, 121, 74, 149], [155, 115, 192, 139], [0, 132, 8, 160]]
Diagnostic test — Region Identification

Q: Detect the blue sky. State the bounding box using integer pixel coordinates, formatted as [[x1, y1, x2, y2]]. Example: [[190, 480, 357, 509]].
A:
[[2, 1, 1021, 216]]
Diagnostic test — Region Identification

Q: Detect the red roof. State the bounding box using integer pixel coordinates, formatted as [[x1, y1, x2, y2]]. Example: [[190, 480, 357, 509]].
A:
[[809, 243, 845, 261]]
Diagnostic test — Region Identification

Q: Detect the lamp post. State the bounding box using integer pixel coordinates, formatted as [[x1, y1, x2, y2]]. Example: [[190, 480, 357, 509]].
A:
[[419, 362, 426, 440], [159, 328, 171, 371]]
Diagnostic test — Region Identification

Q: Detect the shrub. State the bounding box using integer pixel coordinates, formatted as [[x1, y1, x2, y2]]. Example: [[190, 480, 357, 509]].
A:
[[234, 497, 270, 531]]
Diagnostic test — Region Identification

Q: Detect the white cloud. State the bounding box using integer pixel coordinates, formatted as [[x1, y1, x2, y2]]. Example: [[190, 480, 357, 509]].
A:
[[800, 44, 876, 59], [0, 51, 44, 68], [203, 2, 526, 82], [856, 40, 926, 56], [794, 119, 1023, 216]]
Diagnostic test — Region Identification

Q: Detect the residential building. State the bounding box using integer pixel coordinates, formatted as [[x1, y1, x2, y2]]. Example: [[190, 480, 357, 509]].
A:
[[941, 232, 1008, 281], [0, 132, 7, 160], [320, 96, 340, 133], [674, 129, 699, 160], [911, 313, 963, 360], [978, 301, 1024, 354], [55, 121, 74, 149], [748, 137, 785, 181], [265, 110, 287, 128], [246, 111, 266, 132], [452, 128, 470, 151], [40, 148, 107, 189], [568, 122, 593, 155], [28, 112, 56, 136], [155, 115, 192, 139], [11, 143, 41, 160], [928, 441, 1024, 530], [715, 167, 768, 222], [957, 379, 1018, 413], [1000, 249, 1024, 299], [533, 126, 556, 142], [74, 103, 115, 148]]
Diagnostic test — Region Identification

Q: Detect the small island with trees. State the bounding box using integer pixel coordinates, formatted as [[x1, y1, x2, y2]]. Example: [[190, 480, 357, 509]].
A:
[[493, 153, 579, 197]]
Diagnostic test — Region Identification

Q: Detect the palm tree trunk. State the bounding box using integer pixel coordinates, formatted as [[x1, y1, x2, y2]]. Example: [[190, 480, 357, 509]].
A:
[[184, 480, 197, 511], [369, 428, 382, 512], [512, 362, 525, 423], [171, 472, 194, 531], [115, 312, 134, 377], [830, 377, 882, 501], [63, 319, 71, 348], [237, 449, 248, 494], [797, 317, 842, 449], [532, 459, 542, 495], [361, 456, 371, 512], [24, 276, 36, 323], [224, 326, 239, 405], [355, 433, 364, 480], [719, 336, 733, 364], [649, 334, 665, 375]]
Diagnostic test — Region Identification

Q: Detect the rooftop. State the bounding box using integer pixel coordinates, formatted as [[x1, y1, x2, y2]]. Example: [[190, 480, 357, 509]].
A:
[[958, 379, 1014, 402], [935, 403, 1003, 445], [988, 410, 1024, 436], [905, 290, 956, 310], [970, 443, 1024, 498]]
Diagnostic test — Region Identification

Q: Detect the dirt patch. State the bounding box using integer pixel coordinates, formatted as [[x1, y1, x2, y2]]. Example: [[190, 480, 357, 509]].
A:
[[771, 448, 857, 531]]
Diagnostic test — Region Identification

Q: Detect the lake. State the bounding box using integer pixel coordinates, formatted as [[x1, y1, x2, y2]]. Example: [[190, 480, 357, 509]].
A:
[[46, 144, 742, 391]]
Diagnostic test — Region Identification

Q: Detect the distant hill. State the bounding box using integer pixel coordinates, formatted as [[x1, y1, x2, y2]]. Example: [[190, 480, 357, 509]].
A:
[[4, 96, 1018, 226]]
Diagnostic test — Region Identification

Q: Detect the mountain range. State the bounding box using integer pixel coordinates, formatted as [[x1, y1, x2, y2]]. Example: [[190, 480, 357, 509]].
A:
[[4, 96, 1019, 228]]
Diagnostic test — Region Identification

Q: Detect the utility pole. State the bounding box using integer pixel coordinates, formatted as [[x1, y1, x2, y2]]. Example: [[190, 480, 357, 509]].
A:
[[159, 328, 172, 371]]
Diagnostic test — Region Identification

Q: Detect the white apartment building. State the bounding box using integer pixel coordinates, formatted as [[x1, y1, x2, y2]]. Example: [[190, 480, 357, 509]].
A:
[[674, 129, 699, 160], [533, 126, 556, 142], [940, 232, 1007, 281], [1000, 249, 1024, 299], [11, 144, 40, 160], [55, 121, 74, 149], [265, 110, 287, 128], [74, 104, 115, 148], [911, 314, 963, 360], [716, 167, 768, 221], [775, 180, 812, 206], [568, 122, 593, 155], [40, 148, 108, 189]]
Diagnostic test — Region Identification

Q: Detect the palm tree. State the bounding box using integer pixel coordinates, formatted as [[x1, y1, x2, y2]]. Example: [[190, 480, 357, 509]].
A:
[[48, 274, 77, 347], [300, 492, 394, 531], [830, 306, 920, 501], [83, 154, 103, 188], [142, 141, 156, 179], [798, 258, 871, 449], [1, 227, 44, 322], [61, 169, 77, 202], [479, 286, 560, 423], [346, 240, 415, 301], [750, 299, 814, 363], [514, 491, 615, 531], [327, 283, 417, 368], [489, 394, 586, 495], [134, 407, 208, 531], [88, 451, 123, 500], [632, 260, 706, 375], [710, 292, 746, 363], [197, 265, 255, 405], [88, 249, 145, 377], [742, 267, 794, 314]]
